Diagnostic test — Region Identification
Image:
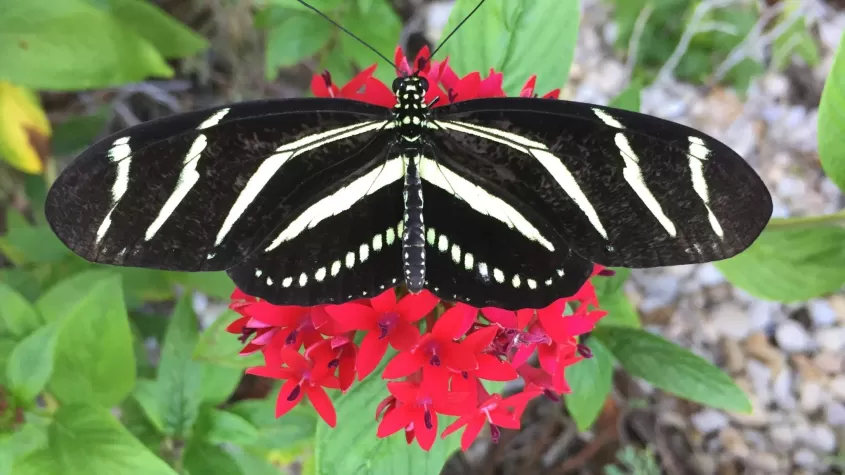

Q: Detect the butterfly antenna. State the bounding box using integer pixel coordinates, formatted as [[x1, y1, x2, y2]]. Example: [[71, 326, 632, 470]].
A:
[[429, 0, 487, 59], [295, 0, 397, 69]]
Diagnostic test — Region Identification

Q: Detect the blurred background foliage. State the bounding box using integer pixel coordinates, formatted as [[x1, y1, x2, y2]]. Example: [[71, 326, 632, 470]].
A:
[[0, 0, 840, 474]]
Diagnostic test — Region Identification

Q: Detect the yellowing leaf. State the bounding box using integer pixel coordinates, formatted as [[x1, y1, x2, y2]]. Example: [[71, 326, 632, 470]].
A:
[[0, 81, 50, 174]]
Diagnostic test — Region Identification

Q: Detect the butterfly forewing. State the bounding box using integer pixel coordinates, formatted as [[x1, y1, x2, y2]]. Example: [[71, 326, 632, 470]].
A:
[[431, 98, 772, 268], [46, 98, 391, 272], [418, 151, 592, 310]]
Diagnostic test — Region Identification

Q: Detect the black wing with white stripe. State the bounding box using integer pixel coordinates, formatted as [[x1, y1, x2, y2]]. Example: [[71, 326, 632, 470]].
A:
[[431, 98, 772, 268], [46, 98, 391, 272]]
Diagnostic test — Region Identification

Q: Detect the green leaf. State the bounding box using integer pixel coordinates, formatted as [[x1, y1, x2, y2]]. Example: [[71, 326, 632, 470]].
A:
[[51, 109, 110, 156], [336, 0, 402, 85], [818, 28, 845, 193], [0, 422, 48, 475], [12, 404, 177, 475], [0, 0, 173, 90], [48, 275, 136, 407], [440, 0, 580, 96], [168, 271, 234, 300], [715, 225, 845, 302], [564, 338, 613, 431], [0, 282, 42, 339], [592, 269, 640, 329], [593, 326, 751, 412], [35, 269, 115, 322], [229, 449, 283, 475], [263, 9, 332, 79], [131, 378, 164, 432], [157, 294, 203, 437], [609, 85, 641, 112], [6, 322, 60, 403], [194, 310, 263, 369], [228, 398, 316, 451], [199, 364, 242, 406], [0, 225, 70, 266], [86, 0, 207, 58], [0, 338, 18, 385], [314, 362, 458, 474], [184, 442, 244, 475], [201, 408, 259, 446], [119, 397, 165, 454]]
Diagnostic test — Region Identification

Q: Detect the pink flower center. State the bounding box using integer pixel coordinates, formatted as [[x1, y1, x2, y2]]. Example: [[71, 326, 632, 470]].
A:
[[377, 311, 401, 339]]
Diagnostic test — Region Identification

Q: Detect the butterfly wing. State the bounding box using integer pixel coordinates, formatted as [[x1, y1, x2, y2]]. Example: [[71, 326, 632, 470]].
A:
[[431, 97, 772, 267]]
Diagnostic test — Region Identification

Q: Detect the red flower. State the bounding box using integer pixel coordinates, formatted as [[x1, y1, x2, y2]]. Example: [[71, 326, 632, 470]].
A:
[[376, 379, 471, 451], [441, 387, 542, 451], [383, 304, 479, 380], [225, 314, 279, 355], [326, 288, 439, 380], [247, 343, 340, 427], [240, 301, 333, 351]]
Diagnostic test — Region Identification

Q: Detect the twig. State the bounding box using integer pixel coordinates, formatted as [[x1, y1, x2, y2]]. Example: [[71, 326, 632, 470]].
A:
[[654, 0, 736, 85], [623, 2, 655, 83]]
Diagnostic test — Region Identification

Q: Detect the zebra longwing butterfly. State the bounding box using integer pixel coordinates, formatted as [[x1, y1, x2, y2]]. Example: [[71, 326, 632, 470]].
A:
[[44, 2, 772, 311]]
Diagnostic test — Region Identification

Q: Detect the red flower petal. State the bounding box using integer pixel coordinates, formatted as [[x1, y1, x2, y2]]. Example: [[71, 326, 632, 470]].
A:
[[414, 409, 438, 451], [280, 347, 309, 372], [369, 288, 396, 313], [542, 88, 561, 99], [431, 305, 469, 340], [440, 341, 478, 372], [383, 351, 422, 379], [413, 45, 431, 73], [245, 302, 307, 326], [245, 366, 292, 380], [363, 77, 396, 108], [503, 389, 543, 420], [510, 343, 536, 368], [481, 307, 518, 329], [305, 385, 337, 427], [386, 381, 419, 404], [395, 290, 439, 322], [340, 64, 377, 97], [441, 415, 470, 438], [478, 69, 505, 98], [377, 403, 413, 437], [357, 332, 390, 380], [462, 325, 498, 351], [275, 379, 303, 418], [489, 409, 521, 429], [475, 354, 518, 381], [390, 319, 421, 351], [516, 309, 535, 330], [326, 302, 378, 331], [451, 71, 481, 103], [338, 354, 356, 392], [520, 75, 537, 97], [460, 416, 486, 451]]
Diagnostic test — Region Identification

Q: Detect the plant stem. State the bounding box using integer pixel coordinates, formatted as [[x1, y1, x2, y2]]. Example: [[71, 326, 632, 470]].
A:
[[767, 209, 845, 230]]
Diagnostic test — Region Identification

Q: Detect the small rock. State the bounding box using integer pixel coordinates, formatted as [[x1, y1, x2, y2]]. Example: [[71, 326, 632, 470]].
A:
[[775, 320, 813, 353], [770, 424, 796, 451], [773, 369, 796, 410], [729, 379, 769, 428], [722, 338, 746, 374], [798, 424, 837, 453], [745, 332, 784, 373], [830, 376, 845, 401], [742, 429, 768, 450], [813, 351, 843, 374], [829, 295, 845, 324], [793, 448, 818, 468], [815, 327, 845, 352], [711, 303, 752, 340], [696, 263, 725, 286], [799, 382, 824, 413], [793, 354, 826, 382], [692, 409, 730, 435], [720, 427, 749, 458], [809, 299, 837, 328], [826, 402, 845, 426], [747, 452, 781, 472], [748, 301, 778, 332]]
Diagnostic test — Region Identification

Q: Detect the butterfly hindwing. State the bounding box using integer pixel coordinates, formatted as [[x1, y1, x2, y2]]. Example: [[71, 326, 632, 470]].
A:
[[418, 149, 593, 310], [45, 98, 391, 272], [431, 97, 772, 268]]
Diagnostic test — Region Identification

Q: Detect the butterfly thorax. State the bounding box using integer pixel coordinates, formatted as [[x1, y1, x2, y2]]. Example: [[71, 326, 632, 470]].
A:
[[391, 76, 430, 294]]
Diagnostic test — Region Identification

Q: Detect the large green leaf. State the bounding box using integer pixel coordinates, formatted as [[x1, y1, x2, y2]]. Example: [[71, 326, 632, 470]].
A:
[[198, 407, 259, 447], [12, 405, 177, 475], [48, 275, 136, 407], [0, 0, 172, 90], [593, 326, 750, 412], [6, 322, 60, 403], [564, 338, 614, 431], [592, 269, 640, 329], [314, 362, 459, 474], [0, 225, 70, 266], [184, 442, 244, 475], [818, 28, 845, 193], [0, 422, 47, 475], [85, 0, 207, 58], [35, 269, 115, 322], [715, 225, 845, 301], [439, 0, 580, 96], [262, 9, 332, 79], [228, 398, 316, 451], [157, 294, 204, 438], [194, 310, 263, 369], [167, 272, 234, 300], [336, 0, 402, 85], [0, 282, 42, 340]]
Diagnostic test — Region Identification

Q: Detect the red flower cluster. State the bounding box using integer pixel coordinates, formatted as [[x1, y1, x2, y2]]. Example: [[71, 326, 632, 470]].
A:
[[227, 48, 609, 452]]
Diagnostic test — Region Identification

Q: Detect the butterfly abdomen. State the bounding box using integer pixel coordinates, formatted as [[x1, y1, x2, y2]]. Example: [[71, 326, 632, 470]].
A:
[[402, 152, 426, 292]]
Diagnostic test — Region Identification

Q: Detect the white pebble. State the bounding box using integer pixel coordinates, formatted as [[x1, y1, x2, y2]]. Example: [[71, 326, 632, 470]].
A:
[[799, 382, 824, 413], [815, 327, 845, 352], [793, 448, 818, 468], [809, 299, 837, 328], [691, 409, 730, 434], [826, 402, 845, 426], [775, 320, 813, 353]]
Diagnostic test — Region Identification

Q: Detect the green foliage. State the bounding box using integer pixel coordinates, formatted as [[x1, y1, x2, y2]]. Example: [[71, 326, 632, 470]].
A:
[[258, 0, 401, 85], [440, 0, 580, 96], [603, 446, 661, 475], [594, 326, 751, 412], [6, 323, 59, 404], [716, 224, 845, 302], [0, 0, 206, 90], [818, 28, 845, 193], [564, 338, 614, 431]]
